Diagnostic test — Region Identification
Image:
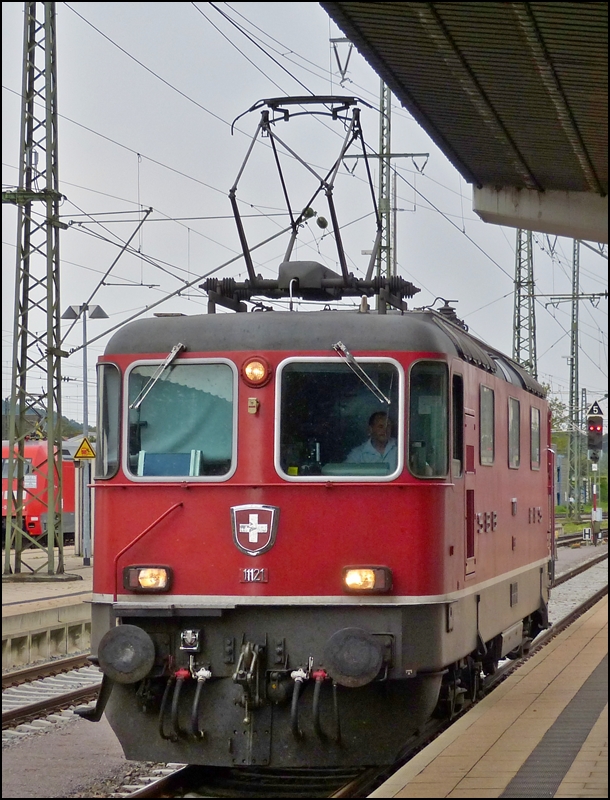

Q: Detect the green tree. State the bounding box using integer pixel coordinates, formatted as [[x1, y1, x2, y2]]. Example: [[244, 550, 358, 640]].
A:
[[542, 383, 569, 456]]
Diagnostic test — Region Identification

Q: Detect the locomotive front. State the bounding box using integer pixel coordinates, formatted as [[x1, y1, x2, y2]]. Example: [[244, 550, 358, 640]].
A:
[[86, 310, 464, 767]]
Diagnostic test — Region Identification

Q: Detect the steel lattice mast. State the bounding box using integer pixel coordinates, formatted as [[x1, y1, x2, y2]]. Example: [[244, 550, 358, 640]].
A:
[[376, 79, 393, 280], [540, 241, 606, 515], [3, 1, 65, 576], [566, 239, 581, 518], [336, 56, 428, 292], [512, 229, 537, 378]]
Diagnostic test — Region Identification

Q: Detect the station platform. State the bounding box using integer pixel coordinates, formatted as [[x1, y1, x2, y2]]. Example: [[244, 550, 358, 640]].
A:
[[2, 546, 92, 601], [2, 547, 93, 669], [370, 595, 607, 799]]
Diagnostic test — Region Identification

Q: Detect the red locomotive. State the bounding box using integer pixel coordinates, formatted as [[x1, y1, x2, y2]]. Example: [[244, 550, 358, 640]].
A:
[[81, 98, 554, 769], [2, 439, 76, 544]]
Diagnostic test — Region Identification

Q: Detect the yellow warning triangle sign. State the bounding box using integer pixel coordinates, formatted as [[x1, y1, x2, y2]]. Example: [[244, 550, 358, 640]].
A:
[[74, 436, 96, 459]]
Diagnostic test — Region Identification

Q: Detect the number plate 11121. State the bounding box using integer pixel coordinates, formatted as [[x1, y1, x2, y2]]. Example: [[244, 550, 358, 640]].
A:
[[240, 568, 268, 583]]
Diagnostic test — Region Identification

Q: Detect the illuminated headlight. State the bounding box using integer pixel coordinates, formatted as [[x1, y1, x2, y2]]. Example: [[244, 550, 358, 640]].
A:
[[242, 356, 272, 387], [342, 566, 392, 593], [123, 566, 172, 592]]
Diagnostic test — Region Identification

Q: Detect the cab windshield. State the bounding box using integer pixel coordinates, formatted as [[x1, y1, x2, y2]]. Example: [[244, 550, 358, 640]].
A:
[[277, 358, 402, 480], [126, 360, 236, 479]]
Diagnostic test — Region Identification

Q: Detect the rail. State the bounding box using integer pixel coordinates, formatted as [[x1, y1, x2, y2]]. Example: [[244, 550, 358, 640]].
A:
[[2, 653, 91, 690]]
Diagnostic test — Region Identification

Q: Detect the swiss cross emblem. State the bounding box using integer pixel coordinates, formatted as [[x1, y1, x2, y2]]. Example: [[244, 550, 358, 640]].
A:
[[231, 504, 279, 556]]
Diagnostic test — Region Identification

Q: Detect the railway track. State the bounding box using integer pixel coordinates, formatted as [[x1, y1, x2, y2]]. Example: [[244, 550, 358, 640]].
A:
[[2, 659, 102, 730], [3, 549, 607, 797], [553, 549, 607, 586], [556, 528, 607, 547], [555, 512, 608, 521], [1, 653, 92, 691], [115, 764, 373, 798]]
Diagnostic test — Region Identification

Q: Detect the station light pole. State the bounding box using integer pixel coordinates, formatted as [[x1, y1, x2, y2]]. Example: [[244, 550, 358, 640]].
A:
[[61, 303, 108, 564]]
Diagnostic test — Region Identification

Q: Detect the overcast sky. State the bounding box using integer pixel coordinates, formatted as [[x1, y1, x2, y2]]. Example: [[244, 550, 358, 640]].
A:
[[2, 1, 607, 430]]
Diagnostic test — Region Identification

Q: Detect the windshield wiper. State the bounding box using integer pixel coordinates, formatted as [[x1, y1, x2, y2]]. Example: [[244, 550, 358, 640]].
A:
[[129, 343, 186, 410], [332, 341, 391, 405]]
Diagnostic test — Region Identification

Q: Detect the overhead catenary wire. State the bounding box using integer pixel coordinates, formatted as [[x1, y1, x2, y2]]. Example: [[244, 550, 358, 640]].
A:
[[194, 2, 309, 96], [4, 57, 574, 301], [67, 224, 294, 356]]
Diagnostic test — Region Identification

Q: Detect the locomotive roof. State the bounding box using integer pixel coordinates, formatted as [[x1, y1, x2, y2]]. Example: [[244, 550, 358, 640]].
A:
[[105, 309, 545, 398]]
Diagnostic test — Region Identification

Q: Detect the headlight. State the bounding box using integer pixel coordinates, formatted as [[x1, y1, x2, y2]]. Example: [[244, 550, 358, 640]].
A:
[[342, 566, 392, 593], [123, 565, 172, 592], [242, 356, 272, 387]]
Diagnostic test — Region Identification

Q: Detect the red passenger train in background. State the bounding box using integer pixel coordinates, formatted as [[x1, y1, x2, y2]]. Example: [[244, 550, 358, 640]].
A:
[[2, 439, 76, 544], [80, 97, 555, 770]]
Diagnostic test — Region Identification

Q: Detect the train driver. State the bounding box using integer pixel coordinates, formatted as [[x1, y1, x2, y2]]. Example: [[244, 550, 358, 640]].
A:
[[345, 411, 398, 470]]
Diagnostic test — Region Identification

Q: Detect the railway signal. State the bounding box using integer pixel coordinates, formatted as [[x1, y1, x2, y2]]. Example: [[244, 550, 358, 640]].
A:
[[586, 402, 604, 462]]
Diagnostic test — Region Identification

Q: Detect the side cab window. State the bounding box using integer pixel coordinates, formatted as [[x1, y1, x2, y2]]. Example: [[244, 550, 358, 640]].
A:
[[530, 406, 541, 470], [508, 397, 520, 469], [408, 361, 449, 478], [480, 385, 494, 465], [96, 363, 120, 479]]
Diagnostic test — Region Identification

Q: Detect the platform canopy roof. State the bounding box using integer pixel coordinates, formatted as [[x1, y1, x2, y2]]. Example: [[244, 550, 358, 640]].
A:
[[321, 2, 608, 243]]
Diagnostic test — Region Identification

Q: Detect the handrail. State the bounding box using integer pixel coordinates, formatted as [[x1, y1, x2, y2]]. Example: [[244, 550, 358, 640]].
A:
[[113, 502, 183, 601]]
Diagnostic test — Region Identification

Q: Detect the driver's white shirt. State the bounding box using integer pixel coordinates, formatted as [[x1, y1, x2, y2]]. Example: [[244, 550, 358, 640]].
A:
[[345, 438, 397, 469]]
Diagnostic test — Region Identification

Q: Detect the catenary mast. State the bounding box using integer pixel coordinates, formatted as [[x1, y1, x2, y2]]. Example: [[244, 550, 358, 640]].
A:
[[3, 2, 66, 576], [512, 229, 537, 378]]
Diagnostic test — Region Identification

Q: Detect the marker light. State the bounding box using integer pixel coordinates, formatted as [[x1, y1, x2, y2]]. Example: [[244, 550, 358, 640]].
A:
[[123, 566, 172, 592], [342, 566, 392, 593], [242, 357, 272, 387]]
